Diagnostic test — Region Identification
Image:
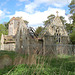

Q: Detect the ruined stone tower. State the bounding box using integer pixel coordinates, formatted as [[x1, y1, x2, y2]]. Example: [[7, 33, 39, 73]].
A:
[[9, 17, 21, 36]]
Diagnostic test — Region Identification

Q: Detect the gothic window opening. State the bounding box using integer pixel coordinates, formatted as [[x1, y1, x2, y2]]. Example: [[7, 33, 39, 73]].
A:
[[57, 34, 58, 37], [59, 38, 60, 43], [56, 30, 57, 32]]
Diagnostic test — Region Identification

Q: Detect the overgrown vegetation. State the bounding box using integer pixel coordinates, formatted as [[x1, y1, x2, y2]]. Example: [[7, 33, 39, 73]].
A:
[[4, 56, 75, 75], [0, 50, 17, 60], [0, 24, 8, 39], [0, 51, 74, 75]]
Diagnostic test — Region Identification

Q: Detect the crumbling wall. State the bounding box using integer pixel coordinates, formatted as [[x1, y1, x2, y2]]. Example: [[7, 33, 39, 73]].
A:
[[4, 44, 15, 51], [28, 36, 42, 55], [43, 35, 56, 55], [15, 19, 29, 54]]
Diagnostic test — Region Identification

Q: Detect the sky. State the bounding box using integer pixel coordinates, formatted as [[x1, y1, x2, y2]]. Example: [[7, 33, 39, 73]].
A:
[[0, 0, 72, 28]]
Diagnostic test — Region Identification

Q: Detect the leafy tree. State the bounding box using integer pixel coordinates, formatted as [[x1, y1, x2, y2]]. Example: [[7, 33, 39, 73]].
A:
[[43, 14, 66, 26], [24, 20, 29, 26], [69, 0, 75, 14], [67, 0, 75, 44], [68, 0, 75, 24], [43, 14, 55, 26], [4, 22, 10, 29], [60, 16, 66, 25], [0, 24, 8, 39], [65, 23, 73, 33], [70, 30, 75, 44], [35, 26, 43, 35]]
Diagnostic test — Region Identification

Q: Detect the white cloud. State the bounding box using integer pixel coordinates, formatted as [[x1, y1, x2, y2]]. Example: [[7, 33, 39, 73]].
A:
[[25, 3, 37, 13], [9, 7, 70, 28], [0, 10, 3, 15], [0, 9, 10, 22], [0, 10, 5, 17], [0, 10, 5, 21], [25, 0, 71, 13]]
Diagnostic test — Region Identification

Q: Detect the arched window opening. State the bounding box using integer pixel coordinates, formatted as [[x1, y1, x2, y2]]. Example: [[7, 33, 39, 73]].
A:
[[59, 38, 60, 43]]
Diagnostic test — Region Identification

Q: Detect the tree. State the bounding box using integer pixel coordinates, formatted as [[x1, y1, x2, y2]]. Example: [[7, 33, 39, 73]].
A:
[[68, 0, 75, 24], [24, 20, 29, 26], [65, 23, 73, 33], [69, 0, 75, 14], [60, 16, 66, 25], [0, 24, 8, 39], [66, 0, 75, 44], [70, 30, 75, 44], [43, 14, 66, 26], [4, 21, 10, 29], [35, 26, 43, 36], [43, 14, 55, 26]]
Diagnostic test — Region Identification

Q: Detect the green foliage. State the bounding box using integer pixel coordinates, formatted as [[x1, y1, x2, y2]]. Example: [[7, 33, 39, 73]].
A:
[[0, 24, 8, 39], [70, 13, 75, 24], [35, 26, 43, 35], [4, 22, 10, 29], [70, 30, 75, 44], [24, 20, 29, 25], [43, 14, 66, 26], [43, 14, 55, 26], [1, 55, 74, 75], [0, 50, 17, 60], [65, 23, 73, 33], [68, 0, 75, 14], [68, 0, 75, 24], [0, 65, 14, 75], [60, 16, 66, 25]]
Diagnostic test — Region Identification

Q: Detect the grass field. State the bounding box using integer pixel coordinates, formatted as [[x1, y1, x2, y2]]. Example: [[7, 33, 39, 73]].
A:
[[0, 51, 75, 75]]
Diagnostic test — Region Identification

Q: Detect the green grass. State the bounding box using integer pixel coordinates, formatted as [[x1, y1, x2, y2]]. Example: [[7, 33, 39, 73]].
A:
[[4, 56, 75, 75], [0, 50, 17, 60], [0, 51, 75, 75], [58, 54, 73, 58], [0, 65, 14, 75]]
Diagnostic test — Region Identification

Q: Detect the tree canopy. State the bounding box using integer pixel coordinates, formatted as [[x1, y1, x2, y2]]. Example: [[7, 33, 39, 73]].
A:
[[67, 0, 75, 44], [4, 21, 10, 29], [43, 14, 66, 26], [68, 0, 75, 24], [0, 24, 8, 39], [43, 14, 55, 26], [35, 26, 43, 36]]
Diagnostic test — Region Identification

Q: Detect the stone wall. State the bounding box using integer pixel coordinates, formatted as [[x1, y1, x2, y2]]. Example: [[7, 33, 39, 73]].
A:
[[28, 37, 43, 55], [56, 44, 75, 55], [15, 19, 29, 54], [61, 36, 70, 44], [4, 44, 15, 51]]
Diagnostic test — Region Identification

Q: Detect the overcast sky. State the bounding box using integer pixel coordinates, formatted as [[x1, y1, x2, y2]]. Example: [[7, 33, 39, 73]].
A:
[[0, 0, 72, 28]]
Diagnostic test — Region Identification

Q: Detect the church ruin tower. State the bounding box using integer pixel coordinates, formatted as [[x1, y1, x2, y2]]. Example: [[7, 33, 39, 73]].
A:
[[8, 17, 21, 36]]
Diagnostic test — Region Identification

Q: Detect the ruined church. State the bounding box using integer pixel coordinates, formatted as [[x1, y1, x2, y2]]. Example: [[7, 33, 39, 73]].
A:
[[1, 12, 70, 55], [15, 12, 70, 55]]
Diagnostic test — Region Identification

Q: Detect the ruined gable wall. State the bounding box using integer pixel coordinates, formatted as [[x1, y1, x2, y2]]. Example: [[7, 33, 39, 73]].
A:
[[15, 19, 29, 54]]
